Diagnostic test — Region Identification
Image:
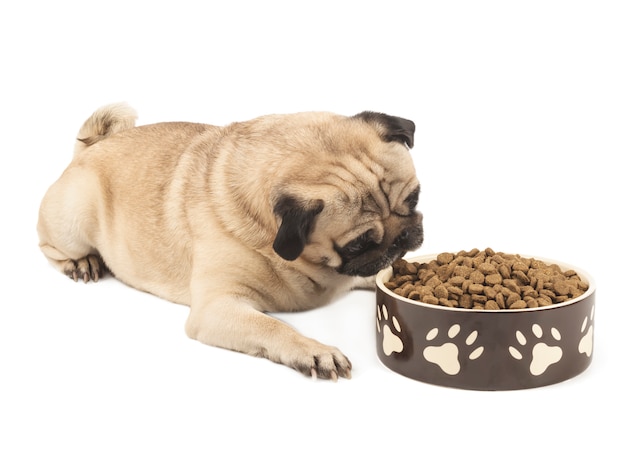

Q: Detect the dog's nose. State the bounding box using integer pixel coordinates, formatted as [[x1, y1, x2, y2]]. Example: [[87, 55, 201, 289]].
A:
[[415, 210, 424, 225], [394, 225, 422, 248], [394, 213, 424, 251]]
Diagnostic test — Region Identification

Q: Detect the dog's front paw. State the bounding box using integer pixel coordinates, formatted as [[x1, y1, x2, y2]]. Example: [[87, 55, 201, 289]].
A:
[[285, 340, 352, 381], [351, 275, 376, 291]]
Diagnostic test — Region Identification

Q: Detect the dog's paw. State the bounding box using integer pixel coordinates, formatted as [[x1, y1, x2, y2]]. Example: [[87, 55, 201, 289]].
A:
[[62, 255, 105, 283], [284, 340, 352, 381], [351, 275, 377, 291]]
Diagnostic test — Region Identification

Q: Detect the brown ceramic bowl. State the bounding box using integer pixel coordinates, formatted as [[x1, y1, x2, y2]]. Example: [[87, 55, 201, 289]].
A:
[[375, 254, 595, 390]]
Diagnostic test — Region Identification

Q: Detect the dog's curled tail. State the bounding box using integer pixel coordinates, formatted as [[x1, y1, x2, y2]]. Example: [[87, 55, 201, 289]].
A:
[[74, 103, 138, 155]]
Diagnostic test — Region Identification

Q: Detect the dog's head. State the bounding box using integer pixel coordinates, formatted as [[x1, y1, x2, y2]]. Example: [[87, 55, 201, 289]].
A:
[[271, 111, 423, 277]]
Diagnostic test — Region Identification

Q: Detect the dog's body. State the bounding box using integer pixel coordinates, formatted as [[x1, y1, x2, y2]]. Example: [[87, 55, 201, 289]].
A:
[[38, 104, 423, 379]]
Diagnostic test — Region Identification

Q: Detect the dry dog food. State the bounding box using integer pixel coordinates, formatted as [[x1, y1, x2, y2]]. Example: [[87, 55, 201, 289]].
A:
[[385, 248, 589, 309]]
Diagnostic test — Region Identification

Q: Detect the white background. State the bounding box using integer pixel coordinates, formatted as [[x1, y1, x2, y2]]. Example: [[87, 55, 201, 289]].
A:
[[1, 1, 624, 449]]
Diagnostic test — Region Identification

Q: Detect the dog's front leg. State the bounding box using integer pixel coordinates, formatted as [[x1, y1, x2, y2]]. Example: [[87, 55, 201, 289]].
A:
[[185, 295, 352, 380], [351, 275, 377, 290]]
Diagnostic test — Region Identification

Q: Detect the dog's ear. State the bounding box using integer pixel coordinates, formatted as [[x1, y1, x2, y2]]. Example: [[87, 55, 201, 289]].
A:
[[272, 196, 324, 261], [354, 111, 415, 149]]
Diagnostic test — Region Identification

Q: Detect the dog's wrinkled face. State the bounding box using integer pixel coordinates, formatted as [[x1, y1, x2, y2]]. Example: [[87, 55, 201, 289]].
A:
[[333, 187, 423, 277], [272, 111, 424, 277]]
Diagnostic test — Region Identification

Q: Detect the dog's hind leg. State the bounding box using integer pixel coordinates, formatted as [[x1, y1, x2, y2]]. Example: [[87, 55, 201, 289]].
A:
[[37, 168, 105, 283], [38, 103, 136, 282]]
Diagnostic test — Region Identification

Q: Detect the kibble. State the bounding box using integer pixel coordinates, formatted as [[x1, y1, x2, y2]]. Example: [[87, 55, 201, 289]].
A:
[[385, 248, 589, 310]]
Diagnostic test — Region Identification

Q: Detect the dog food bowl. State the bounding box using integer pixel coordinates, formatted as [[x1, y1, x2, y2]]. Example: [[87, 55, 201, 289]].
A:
[[375, 253, 595, 390]]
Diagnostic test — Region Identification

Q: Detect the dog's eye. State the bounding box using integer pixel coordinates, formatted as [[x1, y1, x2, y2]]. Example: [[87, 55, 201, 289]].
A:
[[405, 187, 420, 211], [342, 230, 375, 256]]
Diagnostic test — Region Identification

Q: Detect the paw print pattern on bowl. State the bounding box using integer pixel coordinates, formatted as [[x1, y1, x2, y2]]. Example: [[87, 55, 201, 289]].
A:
[[509, 324, 563, 376], [423, 325, 484, 375], [376, 304, 404, 356], [578, 305, 594, 357]]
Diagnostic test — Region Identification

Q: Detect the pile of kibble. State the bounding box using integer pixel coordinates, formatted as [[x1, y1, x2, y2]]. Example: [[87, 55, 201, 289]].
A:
[[385, 248, 589, 309]]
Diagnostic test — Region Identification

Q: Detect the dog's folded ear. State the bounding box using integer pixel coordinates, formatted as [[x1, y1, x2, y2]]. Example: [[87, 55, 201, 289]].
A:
[[272, 196, 324, 261], [353, 111, 415, 149]]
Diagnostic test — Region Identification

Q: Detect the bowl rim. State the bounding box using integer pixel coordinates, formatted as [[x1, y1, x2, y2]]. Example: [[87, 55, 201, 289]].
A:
[[376, 253, 596, 313]]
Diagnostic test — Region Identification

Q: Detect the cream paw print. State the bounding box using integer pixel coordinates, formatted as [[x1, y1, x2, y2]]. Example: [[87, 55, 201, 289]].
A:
[[376, 304, 404, 356], [509, 324, 562, 376], [578, 305, 594, 357], [422, 325, 484, 375]]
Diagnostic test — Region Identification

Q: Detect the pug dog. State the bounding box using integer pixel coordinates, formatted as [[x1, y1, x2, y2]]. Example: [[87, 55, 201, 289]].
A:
[[37, 104, 423, 380]]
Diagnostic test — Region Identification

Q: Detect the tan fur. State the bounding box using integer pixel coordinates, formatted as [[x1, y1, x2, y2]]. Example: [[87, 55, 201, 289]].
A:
[[38, 103, 422, 380]]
